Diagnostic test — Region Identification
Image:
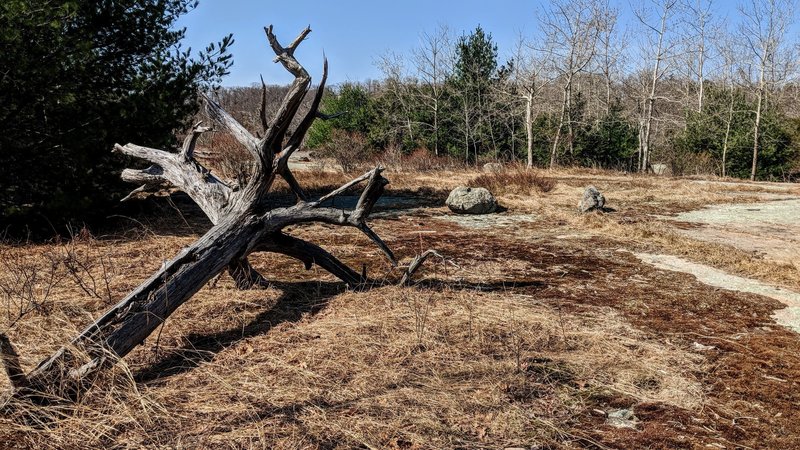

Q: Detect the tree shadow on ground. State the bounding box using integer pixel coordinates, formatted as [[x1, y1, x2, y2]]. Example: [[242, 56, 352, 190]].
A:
[[102, 186, 449, 241], [134, 277, 547, 384], [134, 280, 346, 384], [413, 278, 547, 293]]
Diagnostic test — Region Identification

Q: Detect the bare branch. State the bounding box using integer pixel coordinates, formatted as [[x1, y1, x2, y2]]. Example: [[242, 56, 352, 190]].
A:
[[399, 250, 450, 286], [280, 56, 329, 163], [114, 143, 232, 223], [266, 25, 312, 69], [286, 26, 312, 56], [313, 169, 375, 205], [358, 224, 397, 266], [120, 165, 166, 186], [258, 233, 363, 286], [258, 25, 313, 172], [259, 75, 269, 132], [273, 56, 329, 203], [203, 92, 259, 153], [180, 121, 212, 161], [280, 169, 309, 203]]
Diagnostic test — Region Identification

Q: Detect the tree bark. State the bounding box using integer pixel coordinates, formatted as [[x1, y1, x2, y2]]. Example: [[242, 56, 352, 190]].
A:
[[722, 87, 735, 178], [525, 91, 535, 168], [550, 86, 569, 169], [751, 87, 763, 181], [637, 0, 672, 173]]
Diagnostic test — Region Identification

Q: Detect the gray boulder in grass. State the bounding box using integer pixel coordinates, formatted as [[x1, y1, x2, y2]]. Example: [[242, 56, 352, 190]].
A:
[[579, 185, 605, 212], [446, 186, 497, 214], [482, 162, 504, 173]]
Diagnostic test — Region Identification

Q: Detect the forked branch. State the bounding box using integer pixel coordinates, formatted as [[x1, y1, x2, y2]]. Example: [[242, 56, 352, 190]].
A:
[[399, 250, 453, 285], [6, 25, 409, 403], [181, 121, 212, 161]]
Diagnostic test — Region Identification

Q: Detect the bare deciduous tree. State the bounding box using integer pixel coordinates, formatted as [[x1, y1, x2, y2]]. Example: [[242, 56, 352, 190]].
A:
[[633, 0, 679, 172], [377, 53, 419, 146], [510, 36, 550, 168], [681, 0, 716, 113], [716, 32, 744, 178], [739, 0, 797, 180], [537, 0, 603, 168], [596, 0, 624, 115], [411, 26, 453, 156]]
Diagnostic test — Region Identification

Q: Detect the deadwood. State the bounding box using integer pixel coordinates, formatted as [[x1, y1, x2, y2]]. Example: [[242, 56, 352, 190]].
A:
[[399, 250, 451, 286], [6, 25, 403, 402]]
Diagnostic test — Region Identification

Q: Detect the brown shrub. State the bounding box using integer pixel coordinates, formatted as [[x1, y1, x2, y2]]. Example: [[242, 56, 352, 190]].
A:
[[377, 147, 461, 172], [319, 130, 372, 173], [194, 131, 252, 187], [470, 166, 556, 195]]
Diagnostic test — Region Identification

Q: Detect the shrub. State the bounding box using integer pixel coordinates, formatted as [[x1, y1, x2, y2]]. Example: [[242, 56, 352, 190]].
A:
[[319, 130, 373, 173], [194, 132, 253, 188], [377, 147, 461, 172], [470, 166, 556, 195]]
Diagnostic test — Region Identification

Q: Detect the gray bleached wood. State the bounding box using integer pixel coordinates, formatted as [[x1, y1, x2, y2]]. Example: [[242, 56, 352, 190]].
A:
[[7, 25, 398, 402]]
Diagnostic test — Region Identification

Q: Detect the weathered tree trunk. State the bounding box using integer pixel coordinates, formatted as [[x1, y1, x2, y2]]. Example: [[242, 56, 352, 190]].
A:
[[463, 98, 471, 164], [751, 82, 765, 181], [549, 85, 569, 169], [4, 25, 402, 402], [722, 87, 735, 178], [638, 0, 671, 173], [525, 91, 535, 168], [433, 98, 440, 156], [565, 83, 574, 156]]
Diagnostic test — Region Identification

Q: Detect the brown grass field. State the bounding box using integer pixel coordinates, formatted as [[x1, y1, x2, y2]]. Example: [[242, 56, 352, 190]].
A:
[[2, 165, 800, 449]]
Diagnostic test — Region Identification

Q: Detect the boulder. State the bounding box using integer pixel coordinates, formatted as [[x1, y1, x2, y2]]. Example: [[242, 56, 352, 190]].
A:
[[446, 186, 497, 214], [482, 162, 504, 173], [578, 185, 605, 213], [651, 163, 668, 175], [606, 408, 639, 429]]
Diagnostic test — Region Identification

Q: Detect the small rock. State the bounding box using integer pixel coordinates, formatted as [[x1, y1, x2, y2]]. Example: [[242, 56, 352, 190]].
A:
[[606, 408, 639, 428], [483, 162, 504, 173], [579, 185, 605, 213], [691, 341, 716, 352], [446, 186, 497, 214], [651, 163, 668, 175]]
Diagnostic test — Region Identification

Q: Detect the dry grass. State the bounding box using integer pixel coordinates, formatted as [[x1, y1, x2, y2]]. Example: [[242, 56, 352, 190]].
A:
[[470, 166, 557, 195], [1, 167, 800, 448], [528, 172, 800, 289], [0, 233, 704, 448]]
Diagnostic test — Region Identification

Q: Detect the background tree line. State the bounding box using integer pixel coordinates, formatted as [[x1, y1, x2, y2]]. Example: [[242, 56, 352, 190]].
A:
[[272, 0, 799, 181], [4, 0, 800, 236]]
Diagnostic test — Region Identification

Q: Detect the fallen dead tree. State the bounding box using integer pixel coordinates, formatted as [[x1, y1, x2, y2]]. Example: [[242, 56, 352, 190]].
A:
[[0, 26, 437, 403]]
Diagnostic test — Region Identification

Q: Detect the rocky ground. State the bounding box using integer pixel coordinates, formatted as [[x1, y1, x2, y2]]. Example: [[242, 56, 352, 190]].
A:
[[1, 166, 799, 449]]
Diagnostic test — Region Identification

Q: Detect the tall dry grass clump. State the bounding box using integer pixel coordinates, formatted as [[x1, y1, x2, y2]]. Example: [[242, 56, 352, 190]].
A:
[[318, 130, 372, 173], [471, 166, 556, 195], [378, 146, 461, 172]]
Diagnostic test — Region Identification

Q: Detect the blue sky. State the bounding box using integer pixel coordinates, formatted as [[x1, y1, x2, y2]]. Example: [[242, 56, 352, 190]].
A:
[[175, 0, 745, 87]]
